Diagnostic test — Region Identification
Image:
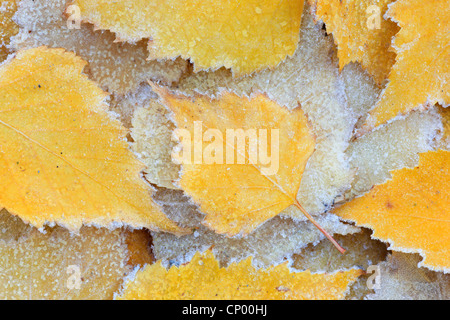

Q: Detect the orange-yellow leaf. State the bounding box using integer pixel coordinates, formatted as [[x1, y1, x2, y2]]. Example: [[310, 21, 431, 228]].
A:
[[309, 0, 398, 84], [0, 47, 186, 235], [361, 0, 449, 131], [72, 0, 305, 77], [0, 0, 18, 62], [153, 85, 315, 237], [310, 0, 398, 84], [117, 251, 362, 300], [334, 150, 450, 272]]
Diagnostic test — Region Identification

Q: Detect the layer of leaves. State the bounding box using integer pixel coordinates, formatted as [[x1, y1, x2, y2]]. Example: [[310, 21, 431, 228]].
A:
[[117, 251, 362, 300], [344, 108, 442, 201], [0, 212, 131, 299], [154, 85, 315, 236], [73, 0, 304, 77], [309, 0, 398, 84], [334, 150, 450, 272], [175, 5, 358, 217], [12, 0, 187, 95], [361, 0, 449, 131], [0, 47, 185, 234], [292, 229, 388, 300], [151, 188, 359, 268]]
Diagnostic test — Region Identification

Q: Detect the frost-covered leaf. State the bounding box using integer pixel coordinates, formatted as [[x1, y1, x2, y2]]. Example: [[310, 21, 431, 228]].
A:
[[0, 212, 131, 299], [361, 0, 449, 131], [341, 62, 381, 124], [335, 150, 450, 272], [154, 85, 315, 237], [152, 189, 359, 268], [175, 5, 358, 217], [292, 229, 388, 300], [309, 0, 398, 84], [130, 87, 180, 189], [344, 108, 442, 200], [0, 47, 186, 234], [73, 0, 305, 76], [117, 251, 362, 300], [11, 0, 187, 95]]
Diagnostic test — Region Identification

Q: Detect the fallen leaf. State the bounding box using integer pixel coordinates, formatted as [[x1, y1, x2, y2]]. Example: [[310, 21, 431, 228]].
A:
[[0, 0, 18, 62], [334, 150, 450, 272], [0, 212, 131, 300], [117, 251, 363, 300], [72, 0, 305, 76], [174, 5, 360, 217], [309, 0, 398, 84], [151, 188, 359, 268], [344, 108, 442, 200], [361, 0, 449, 131], [0, 47, 186, 234], [367, 253, 450, 300], [154, 85, 316, 238], [12, 0, 187, 95], [292, 229, 387, 300]]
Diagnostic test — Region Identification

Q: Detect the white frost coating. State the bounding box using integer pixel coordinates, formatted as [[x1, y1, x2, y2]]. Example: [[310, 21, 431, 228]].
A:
[[345, 108, 443, 200], [11, 0, 187, 95], [129, 84, 181, 189], [367, 253, 450, 299], [113, 265, 141, 300], [151, 188, 359, 268], [0, 215, 131, 299]]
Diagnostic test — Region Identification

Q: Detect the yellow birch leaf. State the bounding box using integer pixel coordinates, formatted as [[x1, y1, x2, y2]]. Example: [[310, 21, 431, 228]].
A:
[[72, 0, 305, 77], [174, 5, 361, 218], [0, 0, 18, 62], [334, 150, 450, 272], [0, 47, 186, 235], [153, 85, 315, 237], [309, 0, 398, 84], [361, 0, 450, 131], [117, 251, 363, 300]]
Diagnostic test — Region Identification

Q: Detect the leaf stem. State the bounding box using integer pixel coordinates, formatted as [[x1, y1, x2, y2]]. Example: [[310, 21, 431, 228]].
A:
[[294, 199, 346, 254]]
